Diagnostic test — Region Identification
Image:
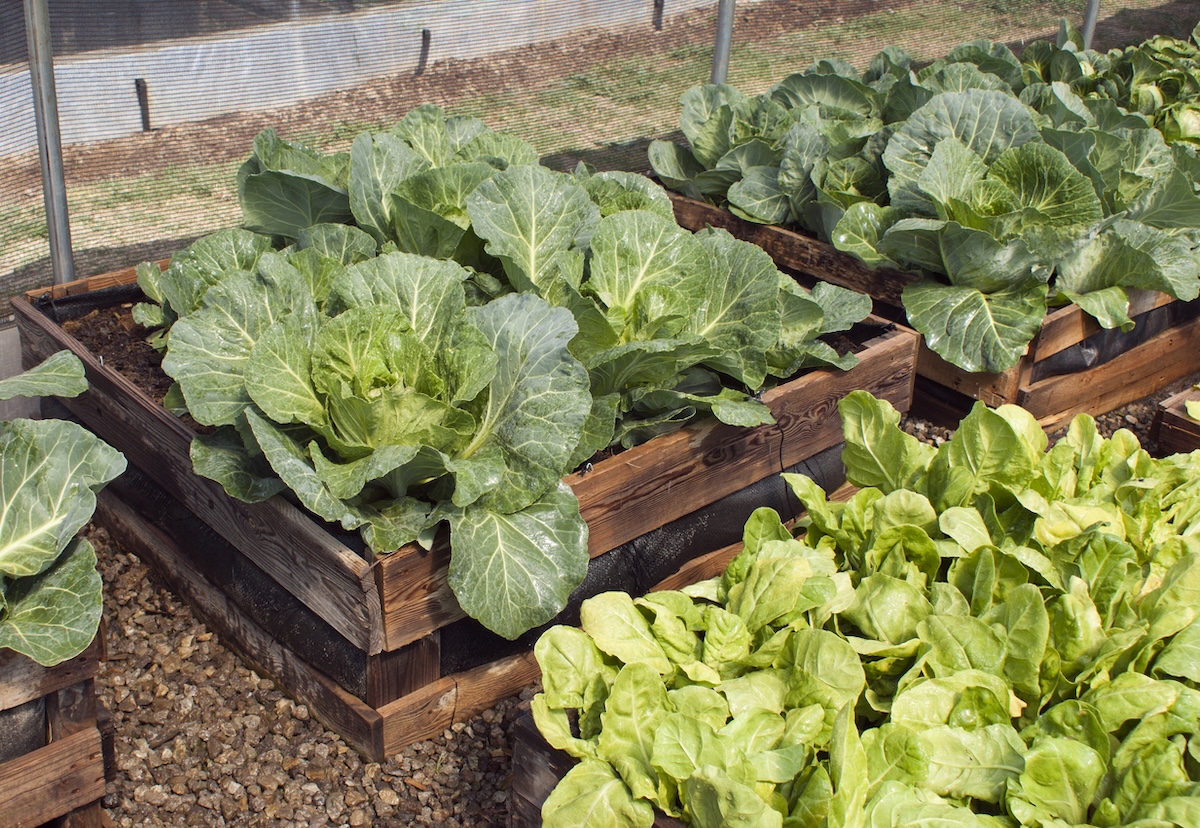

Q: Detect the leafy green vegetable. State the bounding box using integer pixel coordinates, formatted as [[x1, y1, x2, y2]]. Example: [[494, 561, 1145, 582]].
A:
[[532, 391, 1200, 826], [0, 352, 125, 665], [651, 33, 1200, 373], [138, 108, 872, 640]]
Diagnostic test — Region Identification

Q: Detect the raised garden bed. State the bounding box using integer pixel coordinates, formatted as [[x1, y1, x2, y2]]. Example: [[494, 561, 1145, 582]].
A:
[[0, 637, 107, 828], [13, 264, 917, 761], [671, 194, 1200, 433], [1154, 386, 1200, 455]]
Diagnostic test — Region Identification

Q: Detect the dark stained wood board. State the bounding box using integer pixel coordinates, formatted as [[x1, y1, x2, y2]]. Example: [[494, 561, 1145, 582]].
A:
[[1155, 387, 1200, 456], [0, 727, 106, 828]]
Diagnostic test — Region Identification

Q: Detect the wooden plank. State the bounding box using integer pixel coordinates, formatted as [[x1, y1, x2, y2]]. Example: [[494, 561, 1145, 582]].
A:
[[567, 324, 915, 562], [0, 640, 102, 713], [1033, 289, 1175, 362], [21, 262, 162, 302], [509, 713, 577, 828], [0, 728, 105, 828], [915, 344, 1027, 410], [668, 193, 915, 306], [46, 681, 97, 742], [1155, 388, 1200, 456], [1020, 312, 1200, 432], [92, 490, 389, 761], [378, 652, 540, 754], [364, 634, 441, 710], [13, 295, 383, 655], [52, 801, 106, 828]]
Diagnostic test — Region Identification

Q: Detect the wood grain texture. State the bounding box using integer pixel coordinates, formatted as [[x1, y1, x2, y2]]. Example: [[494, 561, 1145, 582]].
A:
[[668, 193, 915, 306], [13, 293, 383, 654], [20, 260, 165, 301], [1033, 290, 1174, 362], [0, 728, 105, 828], [379, 651, 540, 754], [93, 491, 388, 760], [914, 341, 1030, 409], [1155, 387, 1200, 456], [1019, 312, 1200, 432], [0, 640, 102, 713]]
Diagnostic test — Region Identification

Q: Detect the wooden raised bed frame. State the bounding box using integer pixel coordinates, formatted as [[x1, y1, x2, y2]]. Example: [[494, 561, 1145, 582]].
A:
[[670, 194, 1200, 433], [1154, 387, 1200, 456], [13, 264, 917, 761], [0, 638, 107, 828]]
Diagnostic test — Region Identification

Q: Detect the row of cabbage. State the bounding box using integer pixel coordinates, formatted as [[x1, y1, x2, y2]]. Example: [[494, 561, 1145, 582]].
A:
[[650, 21, 1200, 374], [132, 107, 870, 640], [533, 392, 1200, 828]]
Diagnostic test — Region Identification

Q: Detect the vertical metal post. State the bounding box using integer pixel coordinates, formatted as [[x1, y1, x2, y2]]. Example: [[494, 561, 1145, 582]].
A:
[[710, 0, 734, 84], [1081, 0, 1100, 50], [24, 0, 74, 285]]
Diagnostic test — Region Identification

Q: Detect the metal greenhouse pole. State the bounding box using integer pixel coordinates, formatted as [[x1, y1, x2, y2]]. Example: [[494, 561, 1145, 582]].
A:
[[1082, 0, 1101, 49], [711, 0, 735, 84], [24, 0, 74, 285]]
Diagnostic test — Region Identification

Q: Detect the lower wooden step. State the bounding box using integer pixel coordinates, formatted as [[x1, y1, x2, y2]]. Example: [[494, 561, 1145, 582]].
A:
[[0, 727, 106, 828], [1154, 386, 1200, 456]]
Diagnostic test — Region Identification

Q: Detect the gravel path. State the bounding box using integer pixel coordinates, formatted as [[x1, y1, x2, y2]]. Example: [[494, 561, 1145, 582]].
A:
[[93, 373, 1199, 828], [95, 535, 533, 828]]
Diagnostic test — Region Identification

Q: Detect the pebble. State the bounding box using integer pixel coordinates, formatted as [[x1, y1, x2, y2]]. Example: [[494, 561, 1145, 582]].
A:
[[93, 536, 532, 827]]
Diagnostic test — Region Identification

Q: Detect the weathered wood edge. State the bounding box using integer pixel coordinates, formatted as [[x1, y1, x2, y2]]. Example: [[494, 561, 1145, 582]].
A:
[[1034, 289, 1174, 362], [0, 728, 106, 828], [12, 292, 384, 654], [0, 638, 103, 713], [1154, 387, 1200, 456], [917, 293, 1188, 408]]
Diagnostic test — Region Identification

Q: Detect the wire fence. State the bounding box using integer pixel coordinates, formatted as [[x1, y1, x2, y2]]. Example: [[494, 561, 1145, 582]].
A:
[[2, 0, 1195, 330]]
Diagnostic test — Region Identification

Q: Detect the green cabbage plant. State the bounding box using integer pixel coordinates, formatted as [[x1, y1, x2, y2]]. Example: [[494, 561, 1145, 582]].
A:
[[532, 391, 1200, 827], [135, 108, 871, 640], [650, 34, 1200, 375], [0, 352, 125, 665]]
